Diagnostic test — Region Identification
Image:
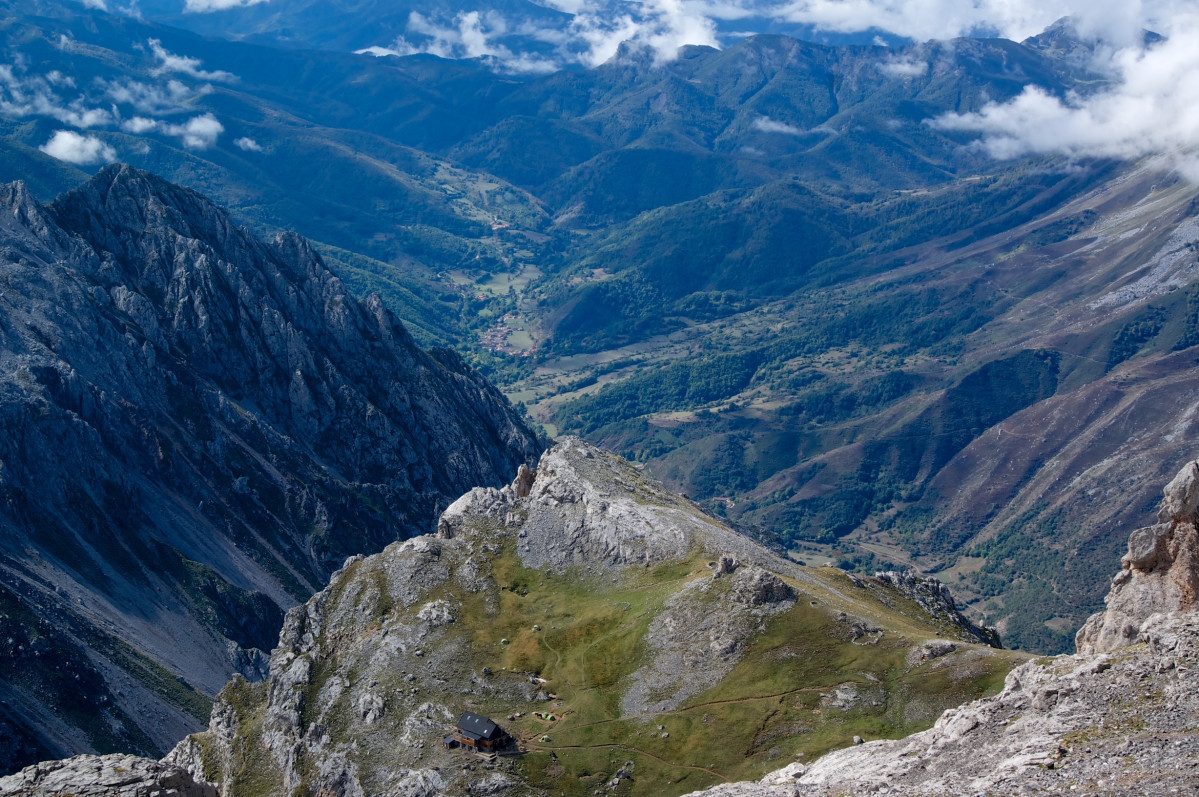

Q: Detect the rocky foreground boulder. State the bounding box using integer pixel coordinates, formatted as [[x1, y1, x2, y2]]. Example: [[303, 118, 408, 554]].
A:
[[685, 458, 1199, 797], [0, 754, 215, 797]]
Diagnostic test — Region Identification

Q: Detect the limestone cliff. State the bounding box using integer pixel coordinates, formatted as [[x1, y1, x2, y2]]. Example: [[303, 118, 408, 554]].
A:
[[1075, 459, 1199, 654], [0, 166, 542, 772]]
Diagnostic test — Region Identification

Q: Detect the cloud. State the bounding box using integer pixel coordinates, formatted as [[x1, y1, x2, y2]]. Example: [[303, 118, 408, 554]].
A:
[[39, 130, 116, 165], [370, 0, 1192, 74], [879, 56, 928, 77], [353, 1, 1196, 178], [359, 11, 561, 74], [770, 0, 1158, 45], [80, 0, 107, 9], [147, 39, 237, 82], [0, 64, 115, 127], [183, 0, 268, 12], [365, 0, 721, 70], [102, 77, 209, 115], [117, 113, 226, 150], [933, 10, 1199, 180], [234, 136, 262, 151], [163, 113, 225, 149], [563, 0, 720, 65], [753, 116, 803, 135], [121, 116, 159, 133]]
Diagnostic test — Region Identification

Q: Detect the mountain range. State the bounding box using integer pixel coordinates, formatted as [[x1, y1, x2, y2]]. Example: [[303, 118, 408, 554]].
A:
[[1, 0, 1198, 771]]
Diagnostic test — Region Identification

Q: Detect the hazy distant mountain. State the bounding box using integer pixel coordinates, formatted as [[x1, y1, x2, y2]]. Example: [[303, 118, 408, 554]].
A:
[[0, 165, 541, 773], [132, 0, 572, 54]]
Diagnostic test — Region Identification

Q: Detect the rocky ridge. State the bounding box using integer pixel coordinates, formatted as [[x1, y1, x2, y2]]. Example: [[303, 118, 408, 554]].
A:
[[0, 166, 542, 772], [124, 437, 1012, 797], [684, 457, 1199, 797]]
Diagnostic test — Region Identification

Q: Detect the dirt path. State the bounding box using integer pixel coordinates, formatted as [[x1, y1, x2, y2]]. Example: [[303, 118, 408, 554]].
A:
[[523, 741, 731, 782]]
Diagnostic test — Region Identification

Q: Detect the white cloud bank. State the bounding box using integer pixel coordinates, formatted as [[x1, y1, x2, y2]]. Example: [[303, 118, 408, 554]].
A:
[[234, 136, 262, 151], [358, 11, 562, 73], [148, 39, 237, 82], [361, 0, 720, 70], [0, 64, 115, 127], [39, 130, 116, 164], [934, 10, 1199, 179], [753, 116, 802, 135], [773, 0, 1173, 47], [363, 0, 1188, 73], [184, 0, 268, 12], [0, 41, 232, 156], [120, 113, 225, 150]]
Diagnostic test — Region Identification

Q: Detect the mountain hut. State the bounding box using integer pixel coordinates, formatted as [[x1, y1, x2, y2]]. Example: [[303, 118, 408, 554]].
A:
[[448, 711, 508, 751]]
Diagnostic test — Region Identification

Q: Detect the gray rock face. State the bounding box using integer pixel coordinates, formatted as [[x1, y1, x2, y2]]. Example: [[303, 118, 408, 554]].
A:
[[439, 436, 787, 574], [621, 565, 796, 716], [0, 167, 541, 771], [0, 753, 217, 796], [871, 571, 1001, 647], [1077, 457, 1199, 655]]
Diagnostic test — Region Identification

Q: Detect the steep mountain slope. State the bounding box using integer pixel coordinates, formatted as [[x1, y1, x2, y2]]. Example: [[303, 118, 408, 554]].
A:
[[683, 457, 1199, 797], [0, 165, 541, 773], [154, 438, 1020, 796], [535, 162, 1199, 653]]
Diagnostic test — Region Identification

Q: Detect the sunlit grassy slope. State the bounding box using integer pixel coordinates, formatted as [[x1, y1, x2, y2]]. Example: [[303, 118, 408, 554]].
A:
[[191, 450, 1027, 796]]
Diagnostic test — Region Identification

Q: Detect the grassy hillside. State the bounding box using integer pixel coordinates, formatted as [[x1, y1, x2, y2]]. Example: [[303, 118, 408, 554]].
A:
[[182, 442, 1026, 796]]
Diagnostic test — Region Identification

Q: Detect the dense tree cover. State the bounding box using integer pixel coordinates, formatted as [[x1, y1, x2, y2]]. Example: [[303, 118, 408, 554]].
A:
[[964, 502, 1123, 653], [1108, 305, 1167, 369], [542, 166, 1111, 356], [1173, 284, 1199, 351], [759, 350, 1061, 546], [557, 349, 768, 433]]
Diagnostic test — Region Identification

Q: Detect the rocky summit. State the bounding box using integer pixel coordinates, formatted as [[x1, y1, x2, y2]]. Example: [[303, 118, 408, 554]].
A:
[[0, 166, 542, 773], [685, 458, 1199, 797], [123, 437, 1014, 796]]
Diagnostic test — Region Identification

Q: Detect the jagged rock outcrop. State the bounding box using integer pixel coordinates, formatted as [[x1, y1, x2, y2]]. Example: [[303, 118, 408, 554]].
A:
[[873, 571, 1001, 648], [684, 458, 1199, 797], [0, 166, 541, 772], [160, 438, 1013, 797], [437, 437, 783, 571], [0, 753, 217, 796], [1076, 458, 1199, 654]]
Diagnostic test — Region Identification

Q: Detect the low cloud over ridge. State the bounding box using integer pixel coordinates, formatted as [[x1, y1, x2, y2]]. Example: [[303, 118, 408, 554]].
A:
[[934, 10, 1199, 179], [39, 130, 116, 164], [357, 0, 1199, 179]]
